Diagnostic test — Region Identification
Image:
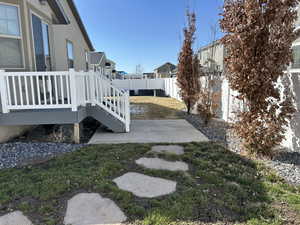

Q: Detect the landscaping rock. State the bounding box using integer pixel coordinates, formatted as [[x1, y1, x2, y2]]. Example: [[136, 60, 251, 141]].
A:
[[113, 172, 177, 198], [151, 145, 184, 155], [0, 142, 84, 169], [0, 211, 32, 225], [136, 157, 188, 171], [64, 193, 127, 225]]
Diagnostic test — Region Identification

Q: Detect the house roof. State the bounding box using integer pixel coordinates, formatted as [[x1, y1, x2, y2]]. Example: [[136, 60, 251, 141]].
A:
[[155, 62, 177, 73], [66, 0, 95, 51], [47, 0, 69, 24], [47, 0, 94, 51], [89, 52, 106, 65], [198, 40, 222, 52]]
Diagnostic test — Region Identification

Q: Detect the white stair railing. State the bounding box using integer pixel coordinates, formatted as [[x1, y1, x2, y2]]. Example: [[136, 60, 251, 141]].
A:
[[90, 71, 130, 132]]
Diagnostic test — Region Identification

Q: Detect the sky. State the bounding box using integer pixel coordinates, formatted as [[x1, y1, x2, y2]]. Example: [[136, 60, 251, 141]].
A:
[[74, 0, 224, 73]]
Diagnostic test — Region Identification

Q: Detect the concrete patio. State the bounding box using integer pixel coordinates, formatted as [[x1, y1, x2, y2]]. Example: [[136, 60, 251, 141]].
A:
[[89, 120, 209, 144]]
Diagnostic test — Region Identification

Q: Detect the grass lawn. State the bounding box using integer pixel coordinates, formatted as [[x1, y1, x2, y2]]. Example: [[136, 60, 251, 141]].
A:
[[130, 96, 185, 120], [0, 142, 300, 225]]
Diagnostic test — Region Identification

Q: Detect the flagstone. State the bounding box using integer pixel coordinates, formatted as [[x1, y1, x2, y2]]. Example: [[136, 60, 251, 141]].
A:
[[113, 172, 176, 198], [64, 193, 127, 225]]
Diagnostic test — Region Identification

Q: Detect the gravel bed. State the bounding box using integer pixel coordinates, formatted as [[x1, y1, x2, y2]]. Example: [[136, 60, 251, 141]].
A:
[[184, 113, 300, 186], [0, 142, 84, 169]]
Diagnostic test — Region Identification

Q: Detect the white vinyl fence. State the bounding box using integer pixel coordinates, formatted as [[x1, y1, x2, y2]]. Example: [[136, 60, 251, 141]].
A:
[[112, 77, 182, 102]]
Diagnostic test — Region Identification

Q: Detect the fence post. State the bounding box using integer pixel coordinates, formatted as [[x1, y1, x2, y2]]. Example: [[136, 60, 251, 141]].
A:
[[125, 90, 130, 132], [69, 69, 77, 111], [0, 70, 9, 113]]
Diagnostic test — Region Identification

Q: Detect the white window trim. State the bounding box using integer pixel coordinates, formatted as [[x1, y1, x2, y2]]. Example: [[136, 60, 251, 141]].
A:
[[0, 2, 25, 70], [30, 10, 51, 72]]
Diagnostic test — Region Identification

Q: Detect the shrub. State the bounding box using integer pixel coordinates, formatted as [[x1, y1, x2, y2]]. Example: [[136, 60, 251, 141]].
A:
[[220, 0, 298, 155]]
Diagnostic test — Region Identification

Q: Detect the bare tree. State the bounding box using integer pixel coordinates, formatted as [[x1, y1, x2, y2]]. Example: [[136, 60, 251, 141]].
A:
[[177, 11, 200, 114]]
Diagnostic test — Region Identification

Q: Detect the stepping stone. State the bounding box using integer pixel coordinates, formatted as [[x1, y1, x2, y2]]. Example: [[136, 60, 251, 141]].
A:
[[64, 193, 127, 225], [0, 211, 32, 225], [151, 145, 184, 155], [136, 157, 189, 171], [113, 172, 176, 198]]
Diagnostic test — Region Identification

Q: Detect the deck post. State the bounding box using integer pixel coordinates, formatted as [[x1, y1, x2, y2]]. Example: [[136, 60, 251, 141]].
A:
[[153, 89, 157, 97], [0, 70, 9, 113], [90, 70, 96, 106], [73, 123, 80, 144], [125, 90, 130, 132], [69, 69, 78, 111]]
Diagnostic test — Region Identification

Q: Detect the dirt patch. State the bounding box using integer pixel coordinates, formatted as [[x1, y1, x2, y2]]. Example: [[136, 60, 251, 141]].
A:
[[12, 117, 101, 144]]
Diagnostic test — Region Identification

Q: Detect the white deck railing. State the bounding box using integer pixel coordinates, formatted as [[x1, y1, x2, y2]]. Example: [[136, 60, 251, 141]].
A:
[[0, 69, 130, 132]]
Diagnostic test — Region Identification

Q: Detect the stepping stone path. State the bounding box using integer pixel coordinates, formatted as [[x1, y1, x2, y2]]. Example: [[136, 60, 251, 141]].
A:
[[0, 211, 32, 225], [136, 157, 189, 171], [113, 172, 177, 198], [151, 145, 185, 155], [0, 146, 187, 224], [64, 193, 127, 225]]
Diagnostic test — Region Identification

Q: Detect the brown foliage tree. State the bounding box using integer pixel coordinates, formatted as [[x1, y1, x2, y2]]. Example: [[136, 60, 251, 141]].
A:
[[178, 12, 200, 114], [220, 0, 298, 155]]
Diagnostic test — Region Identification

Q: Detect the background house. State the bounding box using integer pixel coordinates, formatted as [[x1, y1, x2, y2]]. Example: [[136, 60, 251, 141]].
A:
[[154, 62, 177, 78], [89, 52, 106, 73], [105, 59, 116, 80], [198, 40, 224, 73], [0, 0, 94, 142]]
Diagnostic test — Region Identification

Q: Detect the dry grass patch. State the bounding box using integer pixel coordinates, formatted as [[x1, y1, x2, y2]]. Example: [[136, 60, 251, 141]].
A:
[[130, 97, 185, 120]]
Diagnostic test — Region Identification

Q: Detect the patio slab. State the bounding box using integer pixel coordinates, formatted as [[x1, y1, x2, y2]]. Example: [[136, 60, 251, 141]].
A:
[[89, 120, 209, 144]]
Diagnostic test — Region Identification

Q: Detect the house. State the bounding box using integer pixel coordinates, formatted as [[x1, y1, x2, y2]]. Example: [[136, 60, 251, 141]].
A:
[[105, 59, 116, 80], [0, 0, 94, 72], [89, 52, 106, 73], [0, 0, 130, 142], [143, 73, 155, 79], [89, 52, 117, 80], [154, 62, 177, 78], [198, 40, 224, 73]]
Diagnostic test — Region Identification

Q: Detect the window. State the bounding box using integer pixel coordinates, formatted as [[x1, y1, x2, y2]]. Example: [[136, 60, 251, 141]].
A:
[[85, 50, 89, 71], [42, 23, 51, 70], [32, 13, 51, 71], [67, 41, 74, 69], [0, 3, 23, 68], [292, 45, 300, 69]]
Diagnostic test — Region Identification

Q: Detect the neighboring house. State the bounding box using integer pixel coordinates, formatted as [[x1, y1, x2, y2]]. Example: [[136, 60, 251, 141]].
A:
[[154, 62, 177, 78], [89, 53, 117, 80], [105, 59, 116, 80], [116, 71, 127, 79], [198, 40, 224, 73], [0, 0, 94, 142], [143, 73, 155, 79], [89, 52, 106, 73]]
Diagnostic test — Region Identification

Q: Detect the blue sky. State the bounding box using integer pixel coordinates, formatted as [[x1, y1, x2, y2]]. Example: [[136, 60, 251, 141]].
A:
[[74, 0, 224, 73]]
